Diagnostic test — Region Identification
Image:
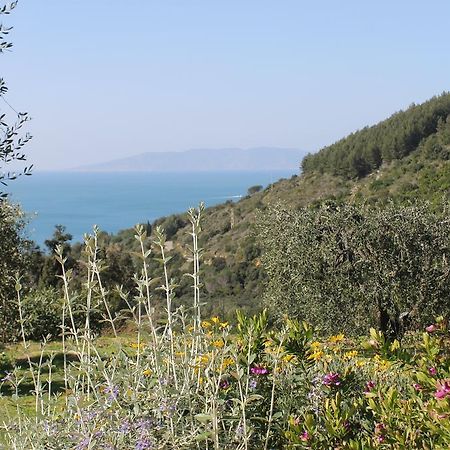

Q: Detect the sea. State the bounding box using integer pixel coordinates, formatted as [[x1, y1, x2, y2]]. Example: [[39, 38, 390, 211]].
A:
[[7, 170, 296, 247]]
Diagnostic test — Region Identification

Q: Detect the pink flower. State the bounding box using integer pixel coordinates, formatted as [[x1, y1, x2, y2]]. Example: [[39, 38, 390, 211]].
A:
[[300, 431, 309, 441], [364, 380, 376, 393], [413, 383, 422, 391], [435, 380, 450, 400], [429, 367, 437, 376], [250, 365, 269, 376], [426, 324, 437, 333], [322, 372, 341, 387]]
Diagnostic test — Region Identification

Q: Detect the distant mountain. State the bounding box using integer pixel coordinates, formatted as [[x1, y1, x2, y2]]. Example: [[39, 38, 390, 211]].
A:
[[72, 147, 306, 172]]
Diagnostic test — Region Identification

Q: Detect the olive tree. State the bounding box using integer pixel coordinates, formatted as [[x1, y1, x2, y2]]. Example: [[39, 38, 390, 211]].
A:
[[257, 201, 450, 338]]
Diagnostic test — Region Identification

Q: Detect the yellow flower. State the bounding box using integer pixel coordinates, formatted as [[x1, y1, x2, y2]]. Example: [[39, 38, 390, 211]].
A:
[[329, 333, 345, 344], [221, 357, 234, 370], [219, 322, 229, 329], [282, 354, 295, 364], [344, 350, 358, 359], [130, 342, 146, 350], [211, 316, 220, 324], [202, 321, 211, 329], [212, 339, 224, 349], [310, 341, 322, 350], [307, 350, 324, 361], [187, 325, 194, 332], [143, 368, 152, 377], [196, 354, 209, 367]]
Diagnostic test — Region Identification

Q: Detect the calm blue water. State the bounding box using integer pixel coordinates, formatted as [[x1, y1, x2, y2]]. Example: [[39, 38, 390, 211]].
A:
[[8, 171, 295, 246]]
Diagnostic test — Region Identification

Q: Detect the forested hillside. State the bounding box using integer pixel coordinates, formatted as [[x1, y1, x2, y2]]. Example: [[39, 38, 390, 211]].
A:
[[301, 92, 450, 178]]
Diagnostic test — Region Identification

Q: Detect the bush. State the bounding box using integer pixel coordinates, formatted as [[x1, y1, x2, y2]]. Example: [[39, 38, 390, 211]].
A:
[[247, 185, 263, 195], [20, 288, 63, 340]]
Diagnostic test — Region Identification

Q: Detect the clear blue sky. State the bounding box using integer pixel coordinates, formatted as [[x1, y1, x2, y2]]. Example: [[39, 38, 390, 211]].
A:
[[2, 0, 449, 170]]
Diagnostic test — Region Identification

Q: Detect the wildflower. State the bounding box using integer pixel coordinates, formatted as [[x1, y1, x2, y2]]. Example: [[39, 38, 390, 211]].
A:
[[211, 316, 220, 324], [307, 350, 324, 361], [282, 354, 295, 364], [219, 321, 229, 329], [375, 422, 386, 443], [143, 368, 152, 377], [413, 383, 422, 391], [344, 350, 358, 359], [135, 438, 152, 450], [329, 333, 345, 343], [322, 372, 341, 387], [221, 357, 234, 370], [130, 342, 146, 350], [250, 364, 269, 375], [426, 324, 437, 333], [435, 380, 450, 400], [300, 431, 309, 441], [75, 437, 90, 450], [219, 379, 230, 389], [212, 339, 224, 348], [118, 420, 131, 434], [249, 378, 258, 390], [429, 367, 437, 376], [135, 418, 153, 432], [364, 380, 376, 393], [201, 321, 211, 328], [103, 385, 119, 401], [310, 341, 322, 350]]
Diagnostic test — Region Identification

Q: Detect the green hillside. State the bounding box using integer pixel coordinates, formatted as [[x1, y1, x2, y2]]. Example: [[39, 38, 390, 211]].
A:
[[33, 92, 450, 320]]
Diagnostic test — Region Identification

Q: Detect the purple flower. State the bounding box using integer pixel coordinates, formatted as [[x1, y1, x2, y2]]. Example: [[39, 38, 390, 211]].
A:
[[135, 418, 153, 432], [300, 431, 309, 441], [322, 372, 341, 387], [249, 378, 258, 390], [413, 383, 422, 391], [435, 381, 450, 400], [426, 324, 437, 333], [429, 367, 437, 376], [104, 385, 119, 401], [364, 380, 376, 393], [118, 420, 131, 434], [219, 379, 230, 389], [250, 365, 269, 375], [135, 438, 152, 450], [75, 437, 90, 450]]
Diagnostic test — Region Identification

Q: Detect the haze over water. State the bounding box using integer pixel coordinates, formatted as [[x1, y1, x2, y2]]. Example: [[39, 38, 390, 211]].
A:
[[8, 171, 295, 247]]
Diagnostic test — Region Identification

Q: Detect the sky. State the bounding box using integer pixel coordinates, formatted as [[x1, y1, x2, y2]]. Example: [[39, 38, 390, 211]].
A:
[[2, 0, 449, 170]]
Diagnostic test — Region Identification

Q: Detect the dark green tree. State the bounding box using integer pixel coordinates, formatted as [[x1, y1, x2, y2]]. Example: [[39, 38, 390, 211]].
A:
[[258, 202, 450, 339]]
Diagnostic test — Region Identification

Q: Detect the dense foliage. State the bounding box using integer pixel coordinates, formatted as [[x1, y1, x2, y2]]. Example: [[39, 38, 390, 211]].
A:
[[258, 202, 450, 338], [0, 201, 29, 341], [301, 92, 450, 179]]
